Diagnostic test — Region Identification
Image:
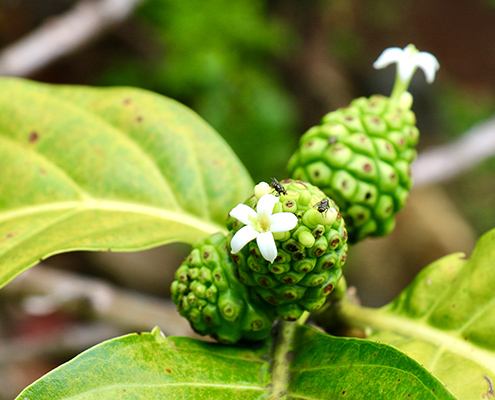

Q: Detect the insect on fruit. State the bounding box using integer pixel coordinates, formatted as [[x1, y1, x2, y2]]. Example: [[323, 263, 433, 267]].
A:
[[314, 198, 330, 216], [270, 177, 287, 196]]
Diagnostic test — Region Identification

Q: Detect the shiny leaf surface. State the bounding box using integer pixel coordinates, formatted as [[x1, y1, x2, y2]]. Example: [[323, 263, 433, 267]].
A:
[[0, 78, 253, 288], [16, 326, 455, 399]]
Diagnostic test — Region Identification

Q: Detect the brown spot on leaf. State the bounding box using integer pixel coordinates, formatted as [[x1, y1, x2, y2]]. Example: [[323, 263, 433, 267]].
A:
[[136, 116, 143, 122], [363, 163, 372, 172], [165, 368, 172, 373], [29, 131, 39, 142], [123, 98, 132, 105]]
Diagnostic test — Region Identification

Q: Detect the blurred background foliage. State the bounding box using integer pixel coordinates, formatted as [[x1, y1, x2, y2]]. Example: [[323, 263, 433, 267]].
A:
[[1, 0, 495, 397]]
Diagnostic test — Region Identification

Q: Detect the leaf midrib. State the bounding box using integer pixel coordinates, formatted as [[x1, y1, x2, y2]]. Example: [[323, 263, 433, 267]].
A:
[[341, 301, 495, 373], [0, 199, 225, 236]]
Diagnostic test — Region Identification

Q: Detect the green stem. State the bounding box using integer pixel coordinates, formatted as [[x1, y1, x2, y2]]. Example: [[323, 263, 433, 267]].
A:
[[269, 319, 299, 399], [297, 311, 311, 326], [338, 300, 380, 333], [389, 70, 415, 103]]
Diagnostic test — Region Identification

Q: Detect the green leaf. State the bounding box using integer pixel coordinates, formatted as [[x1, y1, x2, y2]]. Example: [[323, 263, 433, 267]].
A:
[[16, 326, 455, 399], [338, 228, 495, 399], [0, 78, 253, 288]]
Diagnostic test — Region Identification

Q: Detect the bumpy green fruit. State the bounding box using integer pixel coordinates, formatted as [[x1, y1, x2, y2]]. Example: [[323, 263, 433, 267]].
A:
[[287, 95, 418, 243], [171, 232, 275, 344], [227, 179, 348, 321]]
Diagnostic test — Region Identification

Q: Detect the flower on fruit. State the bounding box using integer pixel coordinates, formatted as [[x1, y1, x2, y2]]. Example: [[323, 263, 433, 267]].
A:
[[230, 193, 298, 263], [373, 44, 440, 84]]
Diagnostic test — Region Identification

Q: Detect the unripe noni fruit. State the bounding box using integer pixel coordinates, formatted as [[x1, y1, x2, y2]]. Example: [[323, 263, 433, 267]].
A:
[[227, 179, 348, 321], [171, 232, 276, 344], [288, 95, 418, 243]]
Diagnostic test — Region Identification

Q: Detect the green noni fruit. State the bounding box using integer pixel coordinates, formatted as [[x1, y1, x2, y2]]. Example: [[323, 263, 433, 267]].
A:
[[171, 232, 276, 344], [227, 179, 348, 321], [287, 94, 418, 243]]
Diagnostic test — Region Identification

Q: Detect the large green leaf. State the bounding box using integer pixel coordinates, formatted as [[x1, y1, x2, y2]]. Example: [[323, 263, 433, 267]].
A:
[[337, 228, 495, 399], [16, 325, 455, 399], [0, 78, 253, 288]]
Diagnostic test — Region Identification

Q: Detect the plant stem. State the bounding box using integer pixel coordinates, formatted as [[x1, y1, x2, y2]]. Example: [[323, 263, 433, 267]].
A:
[[297, 311, 311, 326], [269, 319, 299, 399], [337, 300, 378, 333]]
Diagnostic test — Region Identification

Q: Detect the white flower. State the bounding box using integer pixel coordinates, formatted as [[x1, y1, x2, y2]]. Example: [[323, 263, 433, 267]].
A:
[[373, 44, 440, 84], [230, 194, 298, 263]]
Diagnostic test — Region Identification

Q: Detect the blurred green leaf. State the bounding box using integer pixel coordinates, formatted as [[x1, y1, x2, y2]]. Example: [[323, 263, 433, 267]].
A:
[[0, 78, 253, 288], [339, 227, 495, 399], [100, 0, 299, 182], [16, 325, 455, 399]]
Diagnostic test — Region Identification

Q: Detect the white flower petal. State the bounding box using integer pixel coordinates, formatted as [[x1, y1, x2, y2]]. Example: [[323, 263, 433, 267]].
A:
[[397, 60, 417, 84], [415, 52, 440, 83], [231, 225, 258, 254], [256, 194, 279, 219], [269, 212, 298, 233], [229, 203, 257, 226], [373, 47, 403, 70], [256, 231, 277, 263]]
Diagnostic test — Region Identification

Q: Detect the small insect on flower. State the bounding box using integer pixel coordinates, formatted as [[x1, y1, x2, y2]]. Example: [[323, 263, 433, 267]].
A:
[[270, 177, 287, 196], [314, 198, 330, 216]]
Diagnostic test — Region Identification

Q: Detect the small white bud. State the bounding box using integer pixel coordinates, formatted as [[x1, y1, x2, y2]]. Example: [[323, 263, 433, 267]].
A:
[[254, 181, 272, 199]]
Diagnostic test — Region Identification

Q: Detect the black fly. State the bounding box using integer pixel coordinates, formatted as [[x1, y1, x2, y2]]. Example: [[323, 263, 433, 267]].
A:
[[314, 198, 330, 216], [270, 177, 287, 196]]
